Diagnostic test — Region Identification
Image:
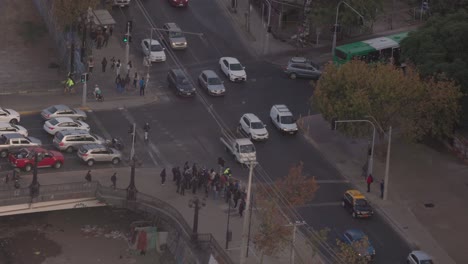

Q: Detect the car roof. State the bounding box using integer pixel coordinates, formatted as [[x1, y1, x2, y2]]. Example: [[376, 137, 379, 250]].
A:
[[165, 22, 181, 31], [221, 57, 240, 64], [345, 229, 366, 240], [58, 129, 90, 136], [1, 133, 24, 139], [243, 113, 261, 123], [171, 68, 186, 77], [273, 105, 293, 115], [143, 39, 161, 45], [236, 138, 253, 145], [202, 70, 219, 78], [80, 143, 106, 150], [346, 190, 366, 199], [410, 251, 432, 260], [52, 117, 75, 123], [290, 57, 308, 63], [53, 104, 71, 111]]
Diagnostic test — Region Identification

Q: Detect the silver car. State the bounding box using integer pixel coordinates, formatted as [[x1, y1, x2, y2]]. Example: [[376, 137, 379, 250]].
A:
[[198, 70, 226, 96], [77, 143, 122, 166], [53, 130, 105, 152], [284, 57, 321, 80], [41, 104, 87, 120], [163, 23, 187, 50]]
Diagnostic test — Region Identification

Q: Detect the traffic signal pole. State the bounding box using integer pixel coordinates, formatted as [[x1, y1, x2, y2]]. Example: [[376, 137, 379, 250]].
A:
[[81, 73, 88, 107], [125, 23, 130, 66]]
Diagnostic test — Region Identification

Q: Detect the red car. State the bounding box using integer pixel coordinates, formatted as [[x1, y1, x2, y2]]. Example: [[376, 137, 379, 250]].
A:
[[169, 0, 188, 7], [9, 147, 64, 172]]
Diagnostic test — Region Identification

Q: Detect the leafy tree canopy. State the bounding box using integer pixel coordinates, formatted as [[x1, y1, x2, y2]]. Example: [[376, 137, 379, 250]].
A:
[[275, 161, 319, 206], [53, 0, 100, 28], [401, 10, 468, 93], [312, 60, 461, 140], [309, 0, 382, 27], [421, 0, 468, 15]]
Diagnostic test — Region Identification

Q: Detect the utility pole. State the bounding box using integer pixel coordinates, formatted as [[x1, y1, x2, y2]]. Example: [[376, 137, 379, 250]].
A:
[[29, 152, 42, 199], [81, 73, 88, 107], [127, 123, 137, 201], [239, 160, 257, 263], [145, 28, 153, 88], [286, 221, 306, 264], [125, 21, 132, 65], [225, 193, 232, 249], [383, 126, 392, 200], [332, 1, 365, 60]]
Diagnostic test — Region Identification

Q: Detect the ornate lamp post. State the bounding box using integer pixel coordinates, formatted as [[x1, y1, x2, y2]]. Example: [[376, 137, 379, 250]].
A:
[[189, 196, 206, 241], [30, 152, 43, 198]]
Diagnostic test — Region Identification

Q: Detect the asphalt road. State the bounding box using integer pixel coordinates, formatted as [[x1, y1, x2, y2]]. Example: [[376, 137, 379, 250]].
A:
[[100, 1, 413, 263]]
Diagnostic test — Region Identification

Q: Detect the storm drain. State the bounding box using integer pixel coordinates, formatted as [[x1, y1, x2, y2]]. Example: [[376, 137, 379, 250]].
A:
[[424, 203, 435, 208]]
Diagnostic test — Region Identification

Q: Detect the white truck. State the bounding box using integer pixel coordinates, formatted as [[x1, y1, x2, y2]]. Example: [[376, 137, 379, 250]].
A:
[[220, 136, 256, 164]]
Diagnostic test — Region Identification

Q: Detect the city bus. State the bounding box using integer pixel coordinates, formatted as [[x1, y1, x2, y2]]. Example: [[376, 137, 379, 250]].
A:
[[333, 32, 409, 65]]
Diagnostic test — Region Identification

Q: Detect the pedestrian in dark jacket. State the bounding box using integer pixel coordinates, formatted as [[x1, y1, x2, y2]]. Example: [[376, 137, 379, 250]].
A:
[[172, 167, 177, 182], [233, 189, 240, 208], [139, 77, 146, 96], [192, 175, 197, 194], [176, 173, 181, 193], [85, 170, 92, 182], [111, 172, 117, 189], [101, 57, 107, 73], [239, 199, 246, 217], [366, 174, 373, 192], [133, 72, 138, 88], [110, 57, 116, 70], [380, 179, 384, 199], [115, 74, 122, 93], [180, 177, 186, 195], [160, 168, 166, 185]]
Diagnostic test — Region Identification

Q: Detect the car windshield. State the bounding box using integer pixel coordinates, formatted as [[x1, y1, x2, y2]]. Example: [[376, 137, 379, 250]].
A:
[[47, 106, 57, 113], [177, 77, 189, 84], [421, 260, 433, 264], [208, 77, 222, 85], [251, 122, 264, 129], [150, 44, 163, 52], [230, 63, 243, 71], [355, 199, 369, 207], [169, 31, 183, 38], [49, 119, 59, 125], [16, 149, 30, 158], [281, 116, 295, 124], [55, 132, 65, 141], [240, 144, 255, 153]]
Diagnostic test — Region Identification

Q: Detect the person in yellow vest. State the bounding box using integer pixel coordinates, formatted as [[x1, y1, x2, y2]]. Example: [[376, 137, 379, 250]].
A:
[[63, 77, 75, 93]]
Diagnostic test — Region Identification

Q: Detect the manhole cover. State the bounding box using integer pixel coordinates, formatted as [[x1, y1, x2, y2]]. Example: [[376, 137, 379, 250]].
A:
[[424, 203, 435, 208]]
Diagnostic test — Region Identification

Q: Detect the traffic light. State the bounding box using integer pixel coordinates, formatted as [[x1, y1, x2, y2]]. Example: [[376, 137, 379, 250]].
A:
[[123, 34, 129, 43], [80, 73, 88, 83], [126, 20, 133, 33], [331, 118, 337, 130]]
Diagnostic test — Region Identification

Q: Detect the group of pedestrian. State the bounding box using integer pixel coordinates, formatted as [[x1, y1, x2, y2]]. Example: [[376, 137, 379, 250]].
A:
[[365, 173, 385, 199], [161, 162, 247, 217], [84, 170, 118, 190], [90, 25, 112, 50]]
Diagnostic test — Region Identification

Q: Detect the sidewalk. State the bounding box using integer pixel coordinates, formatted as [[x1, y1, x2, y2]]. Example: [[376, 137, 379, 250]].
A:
[[299, 114, 468, 264], [18, 166, 321, 264]]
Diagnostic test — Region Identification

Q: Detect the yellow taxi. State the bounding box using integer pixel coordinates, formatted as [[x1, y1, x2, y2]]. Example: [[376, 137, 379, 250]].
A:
[[342, 190, 374, 218]]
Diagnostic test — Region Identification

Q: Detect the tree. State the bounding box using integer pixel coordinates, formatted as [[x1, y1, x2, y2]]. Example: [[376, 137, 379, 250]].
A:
[[401, 10, 468, 125], [312, 60, 461, 141], [275, 161, 319, 206], [253, 199, 291, 264], [418, 0, 468, 15], [336, 236, 371, 264]]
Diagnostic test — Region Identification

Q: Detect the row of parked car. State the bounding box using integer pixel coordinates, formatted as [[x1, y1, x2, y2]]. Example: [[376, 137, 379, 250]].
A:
[[0, 105, 123, 172]]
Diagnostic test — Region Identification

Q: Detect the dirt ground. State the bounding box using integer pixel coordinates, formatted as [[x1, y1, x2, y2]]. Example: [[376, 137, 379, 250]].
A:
[[0, 0, 62, 93], [0, 207, 166, 264]]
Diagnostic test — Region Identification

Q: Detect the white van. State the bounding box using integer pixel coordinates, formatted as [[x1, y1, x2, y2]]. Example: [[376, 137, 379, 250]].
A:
[[269, 105, 298, 135]]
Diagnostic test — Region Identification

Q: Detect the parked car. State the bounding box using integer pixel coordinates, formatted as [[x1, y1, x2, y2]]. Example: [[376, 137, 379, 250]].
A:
[[168, 0, 188, 7], [53, 130, 106, 153], [198, 70, 226, 96], [141, 39, 166, 62], [0, 122, 28, 137], [8, 147, 64, 172], [162, 23, 187, 50], [238, 113, 269, 141], [43, 117, 90, 135], [0, 133, 42, 158], [269, 105, 298, 134], [342, 229, 376, 261], [41, 104, 87, 121], [342, 190, 374, 218], [407, 251, 433, 264], [77, 144, 122, 166], [167, 69, 196, 97], [219, 57, 247, 82], [0, 107, 20, 124], [284, 57, 321, 80]]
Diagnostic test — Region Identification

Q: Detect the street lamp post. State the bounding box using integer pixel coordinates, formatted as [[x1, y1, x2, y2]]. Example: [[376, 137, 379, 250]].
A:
[[331, 1, 365, 60], [127, 123, 137, 201], [239, 159, 257, 264], [286, 221, 306, 264], [189, 196, 206, 241], [334, 119, 376, 176], [225, 195, 232, 249], [30, 152, 43, 199]]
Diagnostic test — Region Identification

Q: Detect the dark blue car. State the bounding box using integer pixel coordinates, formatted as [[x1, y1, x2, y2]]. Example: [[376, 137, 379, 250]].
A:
[[342, 229, 376, 261]]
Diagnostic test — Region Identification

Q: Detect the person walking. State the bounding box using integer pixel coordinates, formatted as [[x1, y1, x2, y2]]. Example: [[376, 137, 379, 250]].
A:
[[110, 57, 116, 71], [172, 167, 177, 182], [176, 172, 181, 193], [124, 73, 131, 91], [239, 198, 246, 217], [85, 170, 92, 182], [139, 77, 146, 96], [111, 173, 117, 189], [103, 32, 109, 47], [380, 179, 384, 199], [115, 74, 122, 93], [127, 61, 133, 74], [160, 168, 166, 185], [116, 59, 121, 76], [101, 57, 107, 73], [366, 174, 374, 193], [88, 57, 95, 73], [133, 72, 138, 88], [109, 25, 113, 36], [233, 189, 240, 208], [180, 176, 186, 196]]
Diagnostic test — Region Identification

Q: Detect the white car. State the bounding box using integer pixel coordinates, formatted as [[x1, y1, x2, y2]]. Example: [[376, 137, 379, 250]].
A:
[[407, 251, 433, 264], [43, 117, 90, 135], [239, 113, 269, 141], [0, 122, 28, 137], [219, 57, 247, 82], [0, 107, 20, 124], [141, 39, 166, 62]]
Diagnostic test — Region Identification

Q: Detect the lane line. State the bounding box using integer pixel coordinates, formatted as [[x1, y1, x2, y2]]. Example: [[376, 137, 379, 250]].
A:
[[295, 202, 342, 208]]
